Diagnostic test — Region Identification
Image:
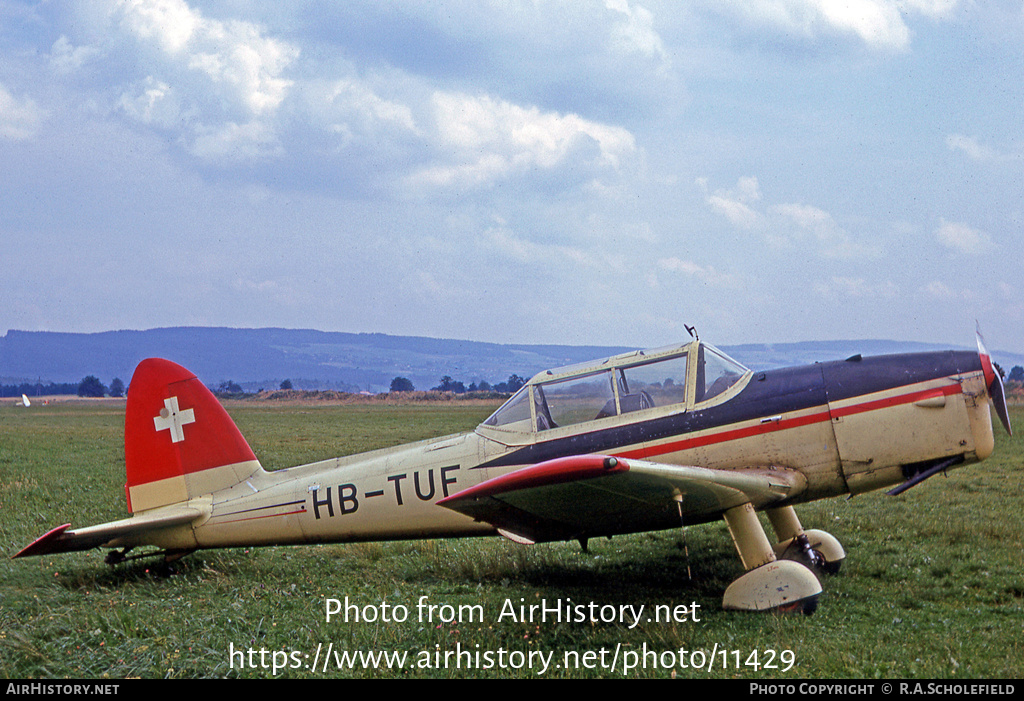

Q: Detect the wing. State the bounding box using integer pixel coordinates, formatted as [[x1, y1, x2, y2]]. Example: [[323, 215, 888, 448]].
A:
[[436, 455, 806, 544], [12, 505, 204, 558]]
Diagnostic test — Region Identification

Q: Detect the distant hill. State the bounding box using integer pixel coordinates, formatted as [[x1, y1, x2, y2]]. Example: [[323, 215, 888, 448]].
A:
[[722, 339, 1024, 375], [0, 327, 632, 393], [2, 327, 1021, 393]]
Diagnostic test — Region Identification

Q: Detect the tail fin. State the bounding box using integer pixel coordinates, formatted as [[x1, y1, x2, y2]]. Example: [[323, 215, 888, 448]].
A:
[[125, 358, 263, 513]]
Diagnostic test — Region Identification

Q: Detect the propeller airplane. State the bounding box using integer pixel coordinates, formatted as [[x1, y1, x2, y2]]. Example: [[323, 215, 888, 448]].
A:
[[14, 331, 1012, 614]]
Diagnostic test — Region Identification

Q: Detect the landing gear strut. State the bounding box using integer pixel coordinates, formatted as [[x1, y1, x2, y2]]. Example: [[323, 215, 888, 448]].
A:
[[721, 503, 821, 614]]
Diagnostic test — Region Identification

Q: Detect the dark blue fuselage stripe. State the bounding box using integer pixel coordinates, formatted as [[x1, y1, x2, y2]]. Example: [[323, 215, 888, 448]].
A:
[[476, 350, 979, 470]]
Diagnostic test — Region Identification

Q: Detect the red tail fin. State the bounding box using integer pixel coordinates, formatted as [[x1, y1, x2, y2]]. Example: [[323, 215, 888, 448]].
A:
[[125, 358, 263, 513]]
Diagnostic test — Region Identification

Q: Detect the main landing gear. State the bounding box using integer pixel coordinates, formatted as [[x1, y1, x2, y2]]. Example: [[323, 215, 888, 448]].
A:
[[768, 506, 845, 575], [721, 503, 844, 614]]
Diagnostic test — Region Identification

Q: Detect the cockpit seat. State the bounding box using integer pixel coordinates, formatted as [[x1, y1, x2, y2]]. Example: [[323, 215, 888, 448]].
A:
[[595, 391, 654, 420]]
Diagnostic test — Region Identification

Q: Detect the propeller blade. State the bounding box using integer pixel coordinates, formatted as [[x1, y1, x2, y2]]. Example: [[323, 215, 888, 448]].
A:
[[976, 325, 1012, 436]]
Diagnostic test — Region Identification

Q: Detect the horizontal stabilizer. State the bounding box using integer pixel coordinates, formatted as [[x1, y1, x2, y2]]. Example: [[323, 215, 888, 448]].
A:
[[13, 506, 204, 558]]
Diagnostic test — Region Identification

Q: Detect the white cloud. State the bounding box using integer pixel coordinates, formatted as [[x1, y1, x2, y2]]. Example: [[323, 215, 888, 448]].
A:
[[184, 24, 297, 116], [486, 225, 541, 265], [935, 219, 995, 255], [700, 177, 878, 258], [703, 0, 962, 51], [483, 223, 623, 275], [410, 92, 637, 189], [814, 276, 899, 298], [773, 202, 877, 258], [945, 134, 1014, 162], [49, 35, 101, 74], [658, 257, 739, 286], [60, 2, 644, 179], [111, 0, 298, 160], [119, 0, 200, 55], [605, 0, 670, 69], [897, 0, 959, 19], [921, 280, 955, 298], [118, 76, 179, 128], [189, 120, 283, 162], [324, 79, 419, 136], [698, 176, 764, 230], [0, 83, 45, 140], [708, 196, 762, 230], [816, 0, 910, 50]]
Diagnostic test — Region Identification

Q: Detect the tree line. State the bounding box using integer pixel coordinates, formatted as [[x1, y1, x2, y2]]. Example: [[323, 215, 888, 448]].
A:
[[2, 376, 125, 398], [390, 374, 527, 394], [8, 364, 1022, 401]]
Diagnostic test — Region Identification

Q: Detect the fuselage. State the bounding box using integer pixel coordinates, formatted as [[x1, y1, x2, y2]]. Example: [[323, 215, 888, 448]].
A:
[[165, 345, 994, 553]]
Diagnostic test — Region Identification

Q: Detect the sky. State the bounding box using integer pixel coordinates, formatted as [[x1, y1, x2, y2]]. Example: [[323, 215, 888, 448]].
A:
[[1, 0, 1022, 352]]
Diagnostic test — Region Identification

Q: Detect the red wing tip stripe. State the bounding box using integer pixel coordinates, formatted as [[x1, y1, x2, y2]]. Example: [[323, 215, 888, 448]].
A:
[[14, 524, 72, 558], [440, 455, 628, 504]]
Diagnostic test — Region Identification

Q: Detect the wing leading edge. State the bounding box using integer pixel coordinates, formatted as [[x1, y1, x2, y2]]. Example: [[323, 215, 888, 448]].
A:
[[436, 455, 807, 544]]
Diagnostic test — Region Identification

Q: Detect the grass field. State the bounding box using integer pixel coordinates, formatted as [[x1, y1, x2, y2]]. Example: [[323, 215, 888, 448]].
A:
[[1, 401, 1021, 679]]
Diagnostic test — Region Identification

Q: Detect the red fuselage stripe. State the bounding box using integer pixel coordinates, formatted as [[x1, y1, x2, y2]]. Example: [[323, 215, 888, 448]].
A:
[[829, 382, 960, 418], [614, 381, 961, 461]]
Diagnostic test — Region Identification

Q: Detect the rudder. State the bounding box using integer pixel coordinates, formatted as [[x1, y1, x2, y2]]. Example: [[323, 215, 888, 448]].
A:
[[125, 358, 263, 513]]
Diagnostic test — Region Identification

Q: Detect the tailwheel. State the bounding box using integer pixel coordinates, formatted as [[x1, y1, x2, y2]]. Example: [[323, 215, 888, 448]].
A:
[[104, 548, 131, 566], [102, 547, 194, 575], [151, 561, 177, 577]]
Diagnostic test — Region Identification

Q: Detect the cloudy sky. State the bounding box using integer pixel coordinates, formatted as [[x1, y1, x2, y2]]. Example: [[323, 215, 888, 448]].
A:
[[2, 0, 1022, 353]]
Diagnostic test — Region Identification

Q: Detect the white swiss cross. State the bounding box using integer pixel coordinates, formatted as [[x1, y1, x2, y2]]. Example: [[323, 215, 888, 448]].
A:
[[153, 396, 196, 443]]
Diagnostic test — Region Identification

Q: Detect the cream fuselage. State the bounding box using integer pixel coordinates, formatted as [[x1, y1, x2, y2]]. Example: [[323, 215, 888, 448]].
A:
[[166, 349, 994, 553]]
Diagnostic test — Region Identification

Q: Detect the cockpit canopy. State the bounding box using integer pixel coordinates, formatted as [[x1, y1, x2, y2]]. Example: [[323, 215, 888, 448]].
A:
[[480, 341, 750, 435]]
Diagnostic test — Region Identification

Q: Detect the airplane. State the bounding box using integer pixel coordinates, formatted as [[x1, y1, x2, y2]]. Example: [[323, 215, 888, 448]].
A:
[[16, 394, 31, 407], [13, 331, 1012, 614]]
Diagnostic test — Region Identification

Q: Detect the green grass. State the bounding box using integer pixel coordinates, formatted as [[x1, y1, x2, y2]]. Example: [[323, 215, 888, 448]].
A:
[[1, 402, 1021, 678]]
